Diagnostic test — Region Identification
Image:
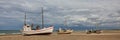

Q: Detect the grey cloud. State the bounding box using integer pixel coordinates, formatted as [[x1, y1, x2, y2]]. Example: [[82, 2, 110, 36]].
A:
[[0, 0, 120, 27]]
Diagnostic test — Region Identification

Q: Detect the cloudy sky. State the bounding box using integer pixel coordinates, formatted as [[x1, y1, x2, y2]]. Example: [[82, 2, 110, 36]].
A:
[[0, 0, 120, 30]]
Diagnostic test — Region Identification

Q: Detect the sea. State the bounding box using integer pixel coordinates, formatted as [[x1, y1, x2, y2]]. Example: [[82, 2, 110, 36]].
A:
[[0, 30, 21, 35]]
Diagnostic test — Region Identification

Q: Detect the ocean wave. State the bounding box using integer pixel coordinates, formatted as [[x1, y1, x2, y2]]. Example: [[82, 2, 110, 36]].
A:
[[0, 33, 6, 35], [11, 33, 21, 34]]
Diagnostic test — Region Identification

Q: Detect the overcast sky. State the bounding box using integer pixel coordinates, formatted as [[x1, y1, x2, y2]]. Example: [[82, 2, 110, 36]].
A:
[[0, 0, 120, 30]]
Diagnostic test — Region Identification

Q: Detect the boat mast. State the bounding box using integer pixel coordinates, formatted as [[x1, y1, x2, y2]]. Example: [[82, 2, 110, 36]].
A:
[[24, 12, 27, 26], [64, 18, 67, 27], [64, 17, 68, 29], [41, 7, 44, 28]]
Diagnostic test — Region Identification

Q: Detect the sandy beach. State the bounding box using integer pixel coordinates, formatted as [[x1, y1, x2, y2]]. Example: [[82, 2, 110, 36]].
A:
[[0, 30, 120, 40]]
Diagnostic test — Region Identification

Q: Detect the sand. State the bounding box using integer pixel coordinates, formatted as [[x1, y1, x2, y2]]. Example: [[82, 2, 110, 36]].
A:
[[0, 30, 120, 40]]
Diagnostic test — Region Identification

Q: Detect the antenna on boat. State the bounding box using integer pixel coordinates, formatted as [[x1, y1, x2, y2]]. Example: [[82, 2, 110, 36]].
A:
[[64, 17, 69, 29], [41, 7, 44, 28], [24, 12, 27, 26], [64, 17, 68, 27], [31, 18, 33, 28]]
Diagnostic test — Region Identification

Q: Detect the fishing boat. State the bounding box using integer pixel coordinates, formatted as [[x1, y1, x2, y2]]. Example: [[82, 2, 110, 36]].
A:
[[86, 22, 102, 34], [21, 8, 54, 35], [57, 17, 73, 34], [57, 28, 73, 34], [22, 25, 54, 35]]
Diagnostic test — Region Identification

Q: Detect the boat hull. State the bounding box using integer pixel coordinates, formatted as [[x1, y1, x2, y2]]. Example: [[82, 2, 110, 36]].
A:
[[58, 32, 72, 34], [23, 32, 52, 35], [22, 27, 54, 35], [57, 29, 73, 34]]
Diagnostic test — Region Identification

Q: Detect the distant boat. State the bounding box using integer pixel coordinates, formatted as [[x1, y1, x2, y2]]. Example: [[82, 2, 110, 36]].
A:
[[57, 28, 73, 34], [21, 7, 54, 35], [86, 22, 102, 34], [57, 17, 73, 34]]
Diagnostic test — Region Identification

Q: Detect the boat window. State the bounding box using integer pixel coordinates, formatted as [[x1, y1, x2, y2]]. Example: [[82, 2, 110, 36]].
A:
[[27, 26, 30, 27]]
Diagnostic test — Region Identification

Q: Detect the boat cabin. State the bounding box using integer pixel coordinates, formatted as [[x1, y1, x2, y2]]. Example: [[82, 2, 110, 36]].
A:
[[23, 25, 32, 31]]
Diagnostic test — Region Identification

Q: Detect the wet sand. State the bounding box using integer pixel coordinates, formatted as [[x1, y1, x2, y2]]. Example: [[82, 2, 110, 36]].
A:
[[0, 30, 120, 40]]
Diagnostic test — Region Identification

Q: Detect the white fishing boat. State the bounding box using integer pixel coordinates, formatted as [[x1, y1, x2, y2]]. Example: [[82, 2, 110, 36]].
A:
[[58, 28, 73, 34], [22, 25, 54, 35], [21, 7, 54, 35], [57, 17, 73, 34]]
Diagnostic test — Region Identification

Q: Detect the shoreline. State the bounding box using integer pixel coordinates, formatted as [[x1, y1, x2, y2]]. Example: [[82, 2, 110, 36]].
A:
[[1, 30, 120, 36]]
